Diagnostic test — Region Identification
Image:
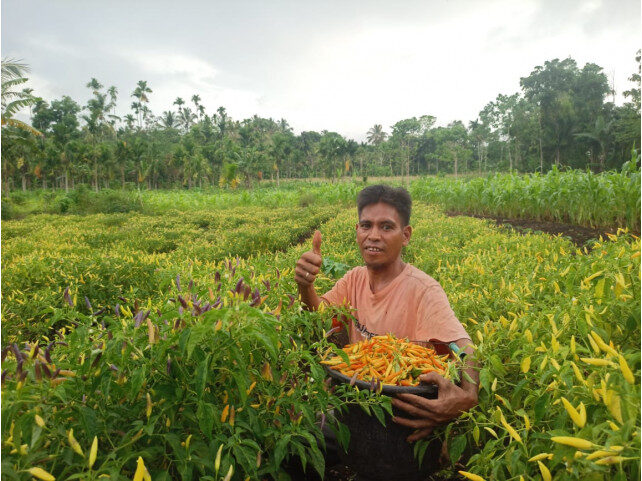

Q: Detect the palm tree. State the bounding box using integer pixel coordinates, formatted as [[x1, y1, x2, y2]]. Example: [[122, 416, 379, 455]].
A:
[[1, 58, 42, 137], [178, 107, 197, 132], [159, 111, 177, 129], [191, 94, 202, 118], [131, 80, 152, 129], [366, 124, 387, 145], [107, 86, 119, 121], [86, 78, 103, 96], [173, 97, 185, 113]]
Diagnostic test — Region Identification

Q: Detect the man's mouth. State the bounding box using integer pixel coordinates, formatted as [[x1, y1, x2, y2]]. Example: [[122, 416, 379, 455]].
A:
[[365, 246, 383, 253]]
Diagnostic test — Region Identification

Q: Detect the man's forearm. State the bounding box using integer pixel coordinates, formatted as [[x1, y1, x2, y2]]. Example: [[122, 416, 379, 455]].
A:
[[298, 284, 322, 311]]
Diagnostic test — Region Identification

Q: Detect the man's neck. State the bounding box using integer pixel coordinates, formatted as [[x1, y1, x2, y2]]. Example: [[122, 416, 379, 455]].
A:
[[367, 259, 406, 293]]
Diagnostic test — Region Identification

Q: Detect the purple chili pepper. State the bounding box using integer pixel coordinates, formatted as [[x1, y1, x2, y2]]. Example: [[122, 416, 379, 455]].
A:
[[44, 343, 53, 363], [243, 285, 251, 300], [275, 267, 281, 279], [287, 294, 295, 308], [118, 296, 127, 303], [188, 279, 193, 291], [85, 296, 92, 312], [214, 271, 221, 283], [63, 287, 73, 307], [231, 266, 236, 277], [11, 344, 23, 362], [235, 277, 244, 293], [56, 341, 68, 347], [262, 280, 271, 291], [109, 364, 119, 371], [166, 357, 172, 375], [178, 306, 184, 316], [41, 363, 51, 379], [115, 304, 121, 317], [176, 274, 181, 291], [177, 295, 188, 308], [213, 297, 222, 308], [320, 413, 326, 431], [91, 352, 102, 368], [174, 319, 181, 329], [35, 362, 42, 381], [93, 307, 106, 317], [82, 394, 87, 403], [134, 310, 144, 328]]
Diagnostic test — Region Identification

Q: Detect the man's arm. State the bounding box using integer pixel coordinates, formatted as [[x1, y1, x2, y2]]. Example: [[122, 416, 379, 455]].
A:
[[294, 231, 323, 310], [390, 337, 479, 442]]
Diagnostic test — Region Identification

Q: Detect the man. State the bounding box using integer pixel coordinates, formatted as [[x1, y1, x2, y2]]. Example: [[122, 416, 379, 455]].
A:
[[294, 184, 478, 441]]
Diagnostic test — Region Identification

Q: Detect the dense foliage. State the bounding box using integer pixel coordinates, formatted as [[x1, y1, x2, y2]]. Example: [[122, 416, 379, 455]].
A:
[[2, 191, 640, 480], [2, 54, 640, 195]]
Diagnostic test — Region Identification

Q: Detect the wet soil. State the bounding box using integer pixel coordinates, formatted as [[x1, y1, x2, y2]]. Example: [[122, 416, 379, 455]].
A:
[[444, 211, 631, 246]]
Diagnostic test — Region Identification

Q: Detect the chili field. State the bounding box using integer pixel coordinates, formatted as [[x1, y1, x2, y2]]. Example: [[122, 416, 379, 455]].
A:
[[1, 183, 640, 481]]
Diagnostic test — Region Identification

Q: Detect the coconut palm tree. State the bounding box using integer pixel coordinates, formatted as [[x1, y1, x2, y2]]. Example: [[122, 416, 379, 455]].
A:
[[1, 58, 42, 137], [159, 111, 177, 130], [366, 124, 387, 145]]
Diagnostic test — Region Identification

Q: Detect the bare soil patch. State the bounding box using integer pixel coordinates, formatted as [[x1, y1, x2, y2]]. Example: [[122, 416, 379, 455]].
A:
[[445, 211, 628, 246]]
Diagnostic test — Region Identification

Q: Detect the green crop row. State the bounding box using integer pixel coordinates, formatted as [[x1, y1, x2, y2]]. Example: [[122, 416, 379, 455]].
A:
[[409, 168, 641, 231]]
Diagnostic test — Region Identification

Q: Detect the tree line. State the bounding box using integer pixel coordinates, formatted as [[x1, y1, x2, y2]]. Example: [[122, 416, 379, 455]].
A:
[[1, 53, 640, 194]]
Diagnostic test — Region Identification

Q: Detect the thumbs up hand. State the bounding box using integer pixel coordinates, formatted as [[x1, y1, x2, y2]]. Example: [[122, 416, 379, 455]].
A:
[[295, 230, 323, 288]]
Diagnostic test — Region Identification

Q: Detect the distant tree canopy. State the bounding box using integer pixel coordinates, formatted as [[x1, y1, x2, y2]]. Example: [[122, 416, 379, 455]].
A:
[[2, 53, 640, 194]]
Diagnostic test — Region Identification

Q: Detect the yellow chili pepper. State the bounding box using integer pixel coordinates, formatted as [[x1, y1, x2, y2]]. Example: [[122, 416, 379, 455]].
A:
[[594, 456, 632, 465], [551, 436, 595, 450], [618, 355, 635, 384], [521, 356, 531, 373], [580, 357, 615, 367], [561, 397, 585, 428], [497, 408, 522, 443], [67, 428, 84, 457], [528, 453, 553, 462], [586, 450, 620, 460], [35, 414, 45, 428], [215, 445, 223, 476], [27, 468, 56, 481], [537, 461, 552, 481], [88, 436, 98, 469], [458, 471, 486, 481]]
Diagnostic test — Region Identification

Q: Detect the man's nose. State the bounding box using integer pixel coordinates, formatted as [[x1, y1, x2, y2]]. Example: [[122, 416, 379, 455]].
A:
[[368, 226, 382, 239]]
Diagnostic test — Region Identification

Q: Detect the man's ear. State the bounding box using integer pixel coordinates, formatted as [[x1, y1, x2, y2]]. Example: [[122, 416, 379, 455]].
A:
[[402, 225, 412, 246]]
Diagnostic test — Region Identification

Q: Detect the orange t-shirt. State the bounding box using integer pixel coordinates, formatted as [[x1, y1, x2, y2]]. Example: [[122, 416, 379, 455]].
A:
[[321, 264, 470, 346]]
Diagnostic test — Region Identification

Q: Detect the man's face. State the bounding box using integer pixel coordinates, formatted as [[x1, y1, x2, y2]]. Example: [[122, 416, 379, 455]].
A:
[[356, 202, 412, 270]]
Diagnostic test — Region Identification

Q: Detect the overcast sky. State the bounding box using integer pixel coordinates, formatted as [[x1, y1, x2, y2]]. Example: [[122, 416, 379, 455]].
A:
[[2, 0, 640, 141]]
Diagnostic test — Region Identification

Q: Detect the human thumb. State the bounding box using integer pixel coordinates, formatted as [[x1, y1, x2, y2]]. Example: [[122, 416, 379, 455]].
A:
[[312, 230, 322, 255], [419, 371, 447, 389]]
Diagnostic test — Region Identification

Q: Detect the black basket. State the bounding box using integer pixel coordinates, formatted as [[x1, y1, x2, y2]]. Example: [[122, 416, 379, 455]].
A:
[[325, 365, 442, 481]]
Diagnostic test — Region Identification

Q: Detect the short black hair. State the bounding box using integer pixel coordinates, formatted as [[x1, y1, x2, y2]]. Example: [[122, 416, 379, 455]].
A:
[[357, 184, 412, 226]]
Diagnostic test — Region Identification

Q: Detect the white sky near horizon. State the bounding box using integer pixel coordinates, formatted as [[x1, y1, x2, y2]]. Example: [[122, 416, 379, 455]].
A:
[[2, 0, 640, 141]]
